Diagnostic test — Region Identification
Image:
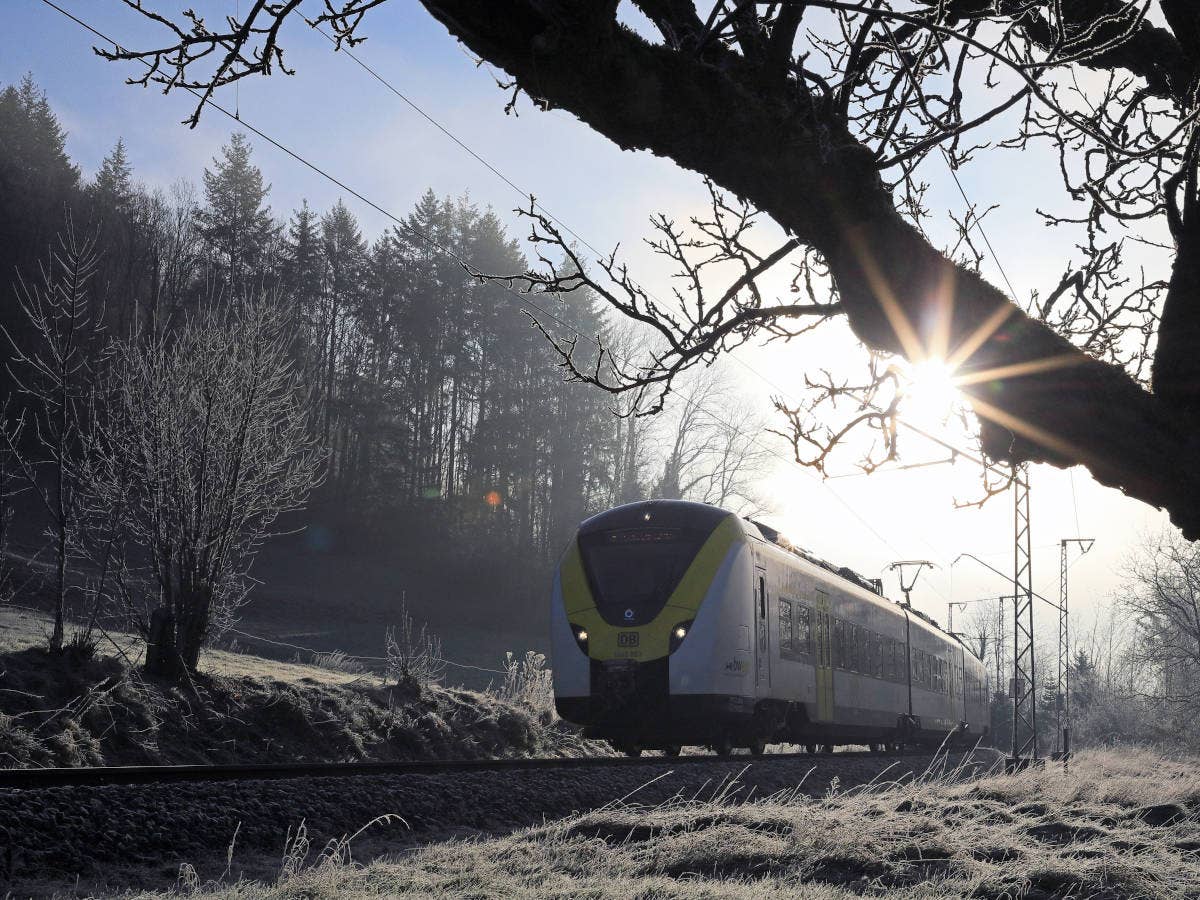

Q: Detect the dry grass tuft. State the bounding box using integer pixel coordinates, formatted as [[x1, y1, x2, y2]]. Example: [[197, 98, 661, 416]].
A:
[[113, 747, 1200, 899]]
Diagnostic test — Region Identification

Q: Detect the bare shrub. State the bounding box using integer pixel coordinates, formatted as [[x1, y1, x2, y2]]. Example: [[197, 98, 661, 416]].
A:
[[0, 398, 27, 602], [304, 649, 366, 678], [1, 224, 106, 651], [384, 598, 444, 687], [81, 295, 324, 677], [497, 650, 554, 724]]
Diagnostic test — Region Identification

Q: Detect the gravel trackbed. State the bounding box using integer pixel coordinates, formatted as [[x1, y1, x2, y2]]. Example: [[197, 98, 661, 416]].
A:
[[0, 750, 998, 891]]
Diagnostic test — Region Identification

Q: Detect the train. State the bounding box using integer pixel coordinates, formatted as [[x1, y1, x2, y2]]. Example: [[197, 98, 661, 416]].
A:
[[551, 500, 989, 756]]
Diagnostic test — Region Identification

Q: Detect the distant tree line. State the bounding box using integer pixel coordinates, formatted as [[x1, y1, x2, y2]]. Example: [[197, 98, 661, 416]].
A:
[[956, 536, 1200, 753], [0, 74, 767, 671]]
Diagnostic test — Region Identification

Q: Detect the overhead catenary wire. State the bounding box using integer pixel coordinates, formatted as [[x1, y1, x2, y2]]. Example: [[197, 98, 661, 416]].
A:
[[309, 24, 601, 259], [940, 148, 1020, 302], [225, 627, 509, 675], [305, 17, 969, 594], [40, 0, 951, 605]]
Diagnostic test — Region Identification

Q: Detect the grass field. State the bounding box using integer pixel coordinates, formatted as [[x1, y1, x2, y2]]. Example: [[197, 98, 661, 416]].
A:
[[0, 605, 378, 685], [116, 748, 1200, 899]]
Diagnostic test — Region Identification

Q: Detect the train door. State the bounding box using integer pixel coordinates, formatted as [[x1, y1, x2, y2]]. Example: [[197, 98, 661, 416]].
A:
[[814, 588, 834, 720], [957, 647, 967, 724], [755, 569, 771, 690]]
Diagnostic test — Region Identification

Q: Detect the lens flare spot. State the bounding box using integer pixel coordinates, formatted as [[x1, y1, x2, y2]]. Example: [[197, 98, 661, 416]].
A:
[[484, 489, 503, 508], [903, 358, 961, 425]]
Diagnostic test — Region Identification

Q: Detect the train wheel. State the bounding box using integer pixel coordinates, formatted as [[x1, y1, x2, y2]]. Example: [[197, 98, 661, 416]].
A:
[[712, 734, 734, 757], [821, 744, 835, 754], [869, 743, 884, 754], [748, 737, 766, 756], [805, 743, 818, 754], [661, 745, 682, 757], [618, 742, 642, 758]]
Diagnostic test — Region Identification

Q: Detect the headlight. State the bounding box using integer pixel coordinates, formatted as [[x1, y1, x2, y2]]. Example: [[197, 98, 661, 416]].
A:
[[669, 620, 693, 653], [571, 624, 589, 654]]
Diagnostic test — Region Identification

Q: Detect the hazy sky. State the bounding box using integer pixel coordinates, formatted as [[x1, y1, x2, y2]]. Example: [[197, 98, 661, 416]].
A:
[[3, 1, 1176, 639]]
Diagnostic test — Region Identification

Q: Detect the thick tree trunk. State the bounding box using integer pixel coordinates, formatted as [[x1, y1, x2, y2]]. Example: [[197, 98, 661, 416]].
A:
[[144, 606, 180, 677], [419, 0, 1200, 536], [176, 588, 213, 673], [1153, 224, 1200, 420]]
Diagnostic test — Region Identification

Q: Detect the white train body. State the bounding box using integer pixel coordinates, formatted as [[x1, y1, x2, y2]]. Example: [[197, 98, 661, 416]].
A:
[[552, 500, 989, 753]]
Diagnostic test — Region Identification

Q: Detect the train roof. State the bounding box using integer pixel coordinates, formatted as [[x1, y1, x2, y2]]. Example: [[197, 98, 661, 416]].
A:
[[577, 499, 730, 536], [744, 517, 885, 597]]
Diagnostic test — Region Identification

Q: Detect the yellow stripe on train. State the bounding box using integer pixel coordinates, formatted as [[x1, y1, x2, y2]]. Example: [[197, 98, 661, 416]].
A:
[[561, 515, 741, 662]]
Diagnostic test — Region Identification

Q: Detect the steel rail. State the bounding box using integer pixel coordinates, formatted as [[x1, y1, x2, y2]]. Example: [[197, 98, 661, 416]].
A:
[[0, 749, 945, 791]]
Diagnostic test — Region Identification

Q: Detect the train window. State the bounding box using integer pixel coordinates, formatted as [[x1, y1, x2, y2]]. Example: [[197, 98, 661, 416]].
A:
[[833, 619, 845, 668], [874, 633, 884, 678], [779, 599, 794, 656], [758, 577, 766, 619], [796, 605, 813, 655], [849, 624, 860, 671], [579, 527, 708, 626]]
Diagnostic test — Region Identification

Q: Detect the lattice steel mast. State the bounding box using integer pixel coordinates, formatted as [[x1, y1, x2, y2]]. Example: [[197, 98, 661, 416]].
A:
[[1010, 464, 1037, 768]]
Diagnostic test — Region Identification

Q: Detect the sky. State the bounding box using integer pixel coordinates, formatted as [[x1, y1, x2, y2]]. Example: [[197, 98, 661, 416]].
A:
[[2, 0, 1178, 642]]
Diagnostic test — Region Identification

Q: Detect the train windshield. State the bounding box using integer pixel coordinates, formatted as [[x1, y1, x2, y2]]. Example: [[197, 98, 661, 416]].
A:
[[578, 527, 707, 626]]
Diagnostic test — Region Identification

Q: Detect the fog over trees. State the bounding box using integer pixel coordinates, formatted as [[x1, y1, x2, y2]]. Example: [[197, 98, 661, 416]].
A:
[[0, 74, 766, 671], [94, 0, 1200, 541]]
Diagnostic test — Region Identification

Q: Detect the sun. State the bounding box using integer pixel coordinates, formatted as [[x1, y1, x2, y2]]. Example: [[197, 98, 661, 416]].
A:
[[901, 358, 961, 426]]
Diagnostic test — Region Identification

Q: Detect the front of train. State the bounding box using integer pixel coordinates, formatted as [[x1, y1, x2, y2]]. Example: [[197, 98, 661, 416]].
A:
[[551, 500, 756, 753]]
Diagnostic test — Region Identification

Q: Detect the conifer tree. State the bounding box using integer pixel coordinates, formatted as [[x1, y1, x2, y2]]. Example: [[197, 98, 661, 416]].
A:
[[195, 132, 277, 292], [317, 200, 367, 464], [0, 75, 80, 330], [91, 139, 132, 207], [282, 200, 324, 371]]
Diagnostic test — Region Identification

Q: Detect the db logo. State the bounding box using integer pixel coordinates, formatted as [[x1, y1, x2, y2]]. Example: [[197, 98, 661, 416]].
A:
[[618, 632, 640, 647]]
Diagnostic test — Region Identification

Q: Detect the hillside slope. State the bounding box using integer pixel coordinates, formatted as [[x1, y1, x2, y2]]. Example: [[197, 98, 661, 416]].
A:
[[0, 608, 597, 768]]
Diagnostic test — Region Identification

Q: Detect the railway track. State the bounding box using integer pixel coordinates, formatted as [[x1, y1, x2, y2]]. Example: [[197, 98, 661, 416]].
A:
[[0, 749, 941, 790]]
